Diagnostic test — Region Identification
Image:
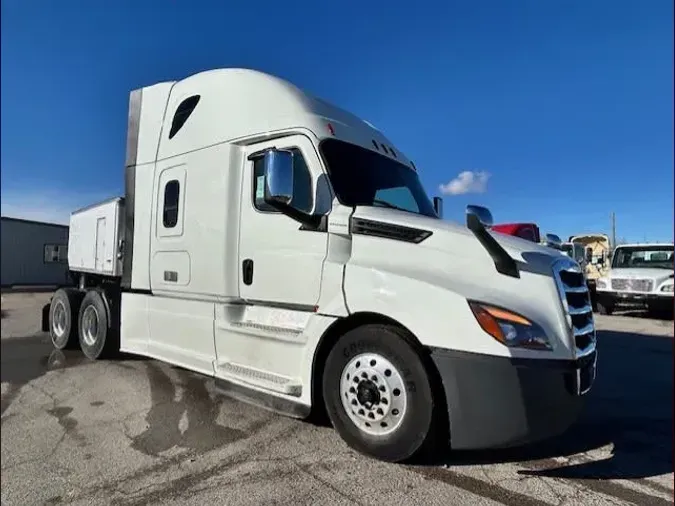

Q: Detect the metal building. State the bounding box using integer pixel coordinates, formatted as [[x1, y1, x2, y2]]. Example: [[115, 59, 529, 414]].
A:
[[1, 217, 70, 287]]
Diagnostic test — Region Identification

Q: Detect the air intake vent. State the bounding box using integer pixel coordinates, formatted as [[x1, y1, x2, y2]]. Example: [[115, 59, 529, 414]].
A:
[[351, 218, 432, 244]]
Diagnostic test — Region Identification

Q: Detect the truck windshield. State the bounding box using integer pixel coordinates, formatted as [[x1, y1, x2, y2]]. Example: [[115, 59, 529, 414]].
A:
[[320, 138, 437, 218], [612, 245, 674, 269]]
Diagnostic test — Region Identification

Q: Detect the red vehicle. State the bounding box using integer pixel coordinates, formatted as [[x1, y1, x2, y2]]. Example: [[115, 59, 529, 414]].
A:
[[492, 223, 541, 243]]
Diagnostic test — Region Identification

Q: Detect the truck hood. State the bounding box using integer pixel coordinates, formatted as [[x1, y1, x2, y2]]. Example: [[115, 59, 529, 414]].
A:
[[606, 267, 674, 282], [352, 207, 565, 274]]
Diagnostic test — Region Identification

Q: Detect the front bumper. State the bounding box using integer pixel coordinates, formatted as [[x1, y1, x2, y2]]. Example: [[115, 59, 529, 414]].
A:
[[597, 290, 673, 310], [429, 347, 596, 450]]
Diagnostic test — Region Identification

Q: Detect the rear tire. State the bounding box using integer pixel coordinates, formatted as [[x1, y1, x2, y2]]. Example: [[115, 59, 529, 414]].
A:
[[49, 288, 84, 350], [322, 323, 443, 463], [78, 289, 117, 360]]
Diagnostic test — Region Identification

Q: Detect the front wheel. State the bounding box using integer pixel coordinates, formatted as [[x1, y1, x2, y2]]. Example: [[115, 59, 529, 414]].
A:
[[647, 302, 674, 320], [322, 324, 444, 462], [597, 301, 614, 315]]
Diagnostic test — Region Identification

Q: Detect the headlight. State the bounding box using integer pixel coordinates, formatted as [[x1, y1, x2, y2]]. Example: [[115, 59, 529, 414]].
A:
[[596, 278, 607, 289], [661, 283, 674, 293], [468, 301, 552, 351]]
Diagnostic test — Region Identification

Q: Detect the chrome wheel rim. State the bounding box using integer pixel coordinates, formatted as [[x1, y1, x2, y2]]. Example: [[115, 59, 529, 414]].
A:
[[52, 300, 67, 339], [81, 305, 99, 347], [339, 352, 407, 436]]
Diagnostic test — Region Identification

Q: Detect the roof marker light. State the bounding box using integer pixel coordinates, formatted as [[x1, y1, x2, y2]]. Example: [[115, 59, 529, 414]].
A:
[[327, 123, 335, 136]]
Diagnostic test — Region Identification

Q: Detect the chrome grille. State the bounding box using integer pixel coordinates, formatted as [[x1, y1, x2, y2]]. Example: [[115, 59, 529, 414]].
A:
[[611, 278, 653, 292], [552, 259, 596, 361]]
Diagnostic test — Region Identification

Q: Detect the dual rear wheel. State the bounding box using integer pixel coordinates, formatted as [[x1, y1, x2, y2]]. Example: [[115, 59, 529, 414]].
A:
[[49, 287, 116, 360]]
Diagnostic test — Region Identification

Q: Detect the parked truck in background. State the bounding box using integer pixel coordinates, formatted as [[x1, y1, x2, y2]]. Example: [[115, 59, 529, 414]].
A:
[[569, 234, 612, 311], [561, 242, 588, 273], [595, 242, 674, 317], [41, 68, 597, 462], [492, 222, 564, 251], [492, 222, 541, 243]]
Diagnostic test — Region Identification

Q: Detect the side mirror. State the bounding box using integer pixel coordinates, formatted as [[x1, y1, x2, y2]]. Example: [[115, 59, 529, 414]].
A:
[[466, 205, 493, 231], [263, 149, 294, 207], [433, 197, 444, 219], [544, 233, 562, 249]]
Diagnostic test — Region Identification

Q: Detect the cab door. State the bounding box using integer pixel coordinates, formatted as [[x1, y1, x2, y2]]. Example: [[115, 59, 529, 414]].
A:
[[238, 134, 328, 308]]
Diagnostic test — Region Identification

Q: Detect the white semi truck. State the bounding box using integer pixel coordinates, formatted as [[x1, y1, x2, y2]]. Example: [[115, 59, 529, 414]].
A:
[[41, 68, 597, 462], [595, 242, 674, 316]]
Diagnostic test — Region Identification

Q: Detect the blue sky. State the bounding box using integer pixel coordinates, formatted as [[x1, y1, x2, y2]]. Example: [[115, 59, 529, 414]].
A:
[[1, 0, 673, 242]]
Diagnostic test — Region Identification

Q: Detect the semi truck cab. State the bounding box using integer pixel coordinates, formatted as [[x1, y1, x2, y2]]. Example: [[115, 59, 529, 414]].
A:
[[42, 68, 597, 462]]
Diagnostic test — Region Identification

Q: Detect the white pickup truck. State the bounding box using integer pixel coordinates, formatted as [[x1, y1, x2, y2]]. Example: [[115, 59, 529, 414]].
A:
[[595, 243, 674, 317], [41, 68, 597, 462]]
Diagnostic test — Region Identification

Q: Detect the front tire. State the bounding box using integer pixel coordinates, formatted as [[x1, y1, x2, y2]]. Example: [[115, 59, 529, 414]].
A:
[[322, 324, 443, 462], [597, 301, 614, 315], [647, 302, 674, 320], [78, 290, 117, 360], [49, 288, 84, 350]]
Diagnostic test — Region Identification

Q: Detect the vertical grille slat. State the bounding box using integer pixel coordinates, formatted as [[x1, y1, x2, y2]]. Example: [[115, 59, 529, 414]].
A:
[[553, 258, 598, 396], [552, 260, 596, 358]]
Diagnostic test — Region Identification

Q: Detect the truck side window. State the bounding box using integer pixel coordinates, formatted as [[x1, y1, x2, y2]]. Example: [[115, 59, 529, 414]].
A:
[[169, 95, 201, 140], [253, 148, 312, 214], [163, 180, 180, 228]]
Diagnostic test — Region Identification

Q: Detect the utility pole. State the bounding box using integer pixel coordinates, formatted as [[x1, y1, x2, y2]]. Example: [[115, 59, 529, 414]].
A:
[[610, 212, 616, 248]]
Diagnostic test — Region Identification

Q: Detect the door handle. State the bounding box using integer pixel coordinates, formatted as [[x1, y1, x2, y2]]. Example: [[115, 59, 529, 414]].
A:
[[242, 259, 254, 285]]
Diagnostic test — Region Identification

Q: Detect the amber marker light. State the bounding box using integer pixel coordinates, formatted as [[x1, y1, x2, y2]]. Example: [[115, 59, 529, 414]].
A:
[[468, 301, 552, 350]]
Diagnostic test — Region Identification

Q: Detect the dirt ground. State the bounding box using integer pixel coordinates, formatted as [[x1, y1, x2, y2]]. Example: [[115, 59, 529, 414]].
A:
[[1, 291, 673, 505]]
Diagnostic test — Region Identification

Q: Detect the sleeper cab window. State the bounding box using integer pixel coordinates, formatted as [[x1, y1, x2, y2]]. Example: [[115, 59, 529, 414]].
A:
[[168, 95, 201, 139], [163, 180, 180, 228], [253, 148, 312, 214]]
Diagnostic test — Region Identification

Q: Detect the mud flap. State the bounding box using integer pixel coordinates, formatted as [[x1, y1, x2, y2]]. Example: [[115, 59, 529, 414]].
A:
[[41, 301, 51, 332]]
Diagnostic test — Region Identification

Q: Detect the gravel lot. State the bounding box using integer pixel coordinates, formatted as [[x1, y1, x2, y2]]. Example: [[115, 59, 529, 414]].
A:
[[1, 291, 673, 505]]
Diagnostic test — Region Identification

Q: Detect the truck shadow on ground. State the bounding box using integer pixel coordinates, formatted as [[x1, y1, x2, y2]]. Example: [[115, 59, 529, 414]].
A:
[[435, 329, 673, 481], [614, 309, 674, 321]]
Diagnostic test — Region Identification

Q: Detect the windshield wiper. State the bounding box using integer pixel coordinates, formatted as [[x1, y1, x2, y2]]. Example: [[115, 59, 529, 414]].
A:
[[372, 199, 410, 213]]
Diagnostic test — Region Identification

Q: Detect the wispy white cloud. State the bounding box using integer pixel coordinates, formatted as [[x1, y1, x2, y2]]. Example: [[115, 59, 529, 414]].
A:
[[1, 187, 118, 225], [439, 171, 490, 196]]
